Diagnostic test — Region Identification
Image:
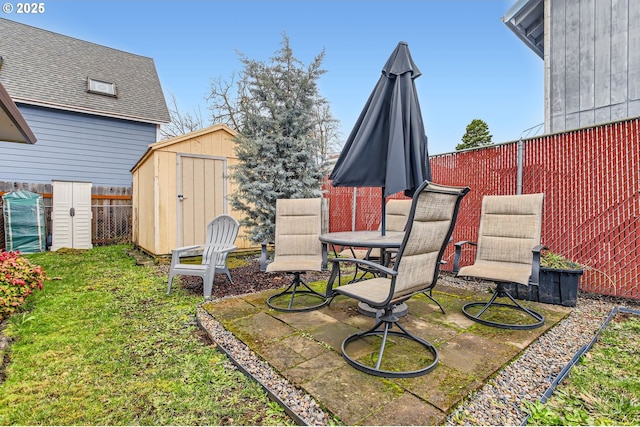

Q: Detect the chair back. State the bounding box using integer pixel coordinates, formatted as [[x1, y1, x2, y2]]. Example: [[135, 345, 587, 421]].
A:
[[272, 198, 323, 268], [475, 194, 544, 268], [385, 199, 412, 231], [202, 214, 240, 267], [392, 182, 469, 299]]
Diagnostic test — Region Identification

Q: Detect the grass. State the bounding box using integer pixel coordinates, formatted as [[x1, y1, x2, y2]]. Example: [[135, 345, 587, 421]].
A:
[[525, 312, 640, 425], [0, 245, 293, 425]]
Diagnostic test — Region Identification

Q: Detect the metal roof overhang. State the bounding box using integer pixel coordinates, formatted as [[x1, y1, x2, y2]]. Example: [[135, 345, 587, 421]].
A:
[[502, 0, 544, 59], [0, 81, 37, 144]]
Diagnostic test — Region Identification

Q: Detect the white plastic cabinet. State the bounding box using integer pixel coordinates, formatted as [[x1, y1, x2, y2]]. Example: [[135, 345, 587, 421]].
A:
[[51, 181, 93, 250]]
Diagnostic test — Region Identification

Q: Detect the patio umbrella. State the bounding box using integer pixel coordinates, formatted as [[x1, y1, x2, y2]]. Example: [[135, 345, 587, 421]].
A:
[[329, 41, 431, 234]]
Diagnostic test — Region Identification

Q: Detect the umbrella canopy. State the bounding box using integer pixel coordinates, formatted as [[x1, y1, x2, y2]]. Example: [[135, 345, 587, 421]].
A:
[[329, 41, 431, 232]]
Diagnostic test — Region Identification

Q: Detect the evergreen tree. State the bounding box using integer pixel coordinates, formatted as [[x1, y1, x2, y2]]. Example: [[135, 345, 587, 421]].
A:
[[230, 34, 326, 243], [456, 119, 494, 150]]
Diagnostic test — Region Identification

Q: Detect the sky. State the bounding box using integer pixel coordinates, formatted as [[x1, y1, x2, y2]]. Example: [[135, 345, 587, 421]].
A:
[[2, 0, 545, 154]]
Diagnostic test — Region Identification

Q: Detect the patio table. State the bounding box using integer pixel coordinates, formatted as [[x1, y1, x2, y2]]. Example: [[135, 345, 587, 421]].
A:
[[319, 230, 405, 269], [319, 230, 406, 317]]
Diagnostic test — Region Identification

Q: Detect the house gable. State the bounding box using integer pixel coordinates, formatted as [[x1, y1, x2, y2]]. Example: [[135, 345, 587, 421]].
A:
[[0, 18, 170, 125]]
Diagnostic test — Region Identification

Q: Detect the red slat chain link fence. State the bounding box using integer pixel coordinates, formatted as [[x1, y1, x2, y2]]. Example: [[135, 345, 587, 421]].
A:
[[324, 117, 640, 299]]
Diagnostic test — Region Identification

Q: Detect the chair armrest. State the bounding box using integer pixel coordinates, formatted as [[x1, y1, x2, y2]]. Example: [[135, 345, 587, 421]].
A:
[[453, 241, 477, 274], [203, 243, 237, 253], [331, 257, 397, 277], [172, 244, 204, 256], [170, 245, 205, 268], [530, 244, 548, 286]]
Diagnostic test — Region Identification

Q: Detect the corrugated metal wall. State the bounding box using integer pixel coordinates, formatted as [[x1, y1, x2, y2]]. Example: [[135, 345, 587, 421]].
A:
[[325, 117, 640, 299], [547, 0, 640, 134]]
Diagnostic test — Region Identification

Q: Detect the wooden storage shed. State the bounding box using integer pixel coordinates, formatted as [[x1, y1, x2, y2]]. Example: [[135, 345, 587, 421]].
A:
[[131, 124, 254, 256]]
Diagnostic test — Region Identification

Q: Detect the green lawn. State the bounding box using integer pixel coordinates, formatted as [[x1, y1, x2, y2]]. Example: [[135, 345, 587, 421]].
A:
[[525, 311, 640, 425], [0, 245, 292, 425]]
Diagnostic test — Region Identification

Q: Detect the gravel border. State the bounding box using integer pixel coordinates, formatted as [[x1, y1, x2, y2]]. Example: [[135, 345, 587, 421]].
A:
[[442, 273, 640, 425], [197, 275, 640, 426]]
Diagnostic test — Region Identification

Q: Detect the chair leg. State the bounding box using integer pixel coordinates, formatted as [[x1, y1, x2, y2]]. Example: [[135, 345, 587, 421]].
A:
[[341, 307, 439, 378], [203, 272, 215, 300], [462, 284, 544, 330], [217, 266, 233, 284], [266, 272, 328, 312], [167, 274, 175, 295], [423, 289, 446, 314]]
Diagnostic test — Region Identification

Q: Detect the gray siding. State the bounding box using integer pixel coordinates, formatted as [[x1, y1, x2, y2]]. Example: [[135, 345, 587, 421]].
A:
[[548, 0, 640, 133], [0, 105, 156, 187]]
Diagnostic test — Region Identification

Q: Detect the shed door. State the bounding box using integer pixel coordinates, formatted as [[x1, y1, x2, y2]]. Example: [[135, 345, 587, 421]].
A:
[[51, 181, 93, 250], [178, 155, 227, 247]]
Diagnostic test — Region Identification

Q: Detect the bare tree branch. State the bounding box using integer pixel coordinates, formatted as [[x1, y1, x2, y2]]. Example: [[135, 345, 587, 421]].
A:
[[207, 73, 243, 130], [159, 93, 207, 140]]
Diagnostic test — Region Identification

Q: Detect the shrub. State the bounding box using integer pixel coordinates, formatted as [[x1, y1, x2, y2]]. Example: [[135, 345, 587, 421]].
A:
[[0, 251, 48, 322], [541, 251, 583, 270]]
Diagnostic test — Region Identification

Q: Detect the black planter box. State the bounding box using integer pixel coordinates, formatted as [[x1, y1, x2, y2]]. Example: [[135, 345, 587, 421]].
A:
[[502, 267, 583, 307]]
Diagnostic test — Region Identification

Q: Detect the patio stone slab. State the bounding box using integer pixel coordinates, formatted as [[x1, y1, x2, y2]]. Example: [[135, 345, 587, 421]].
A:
[[360, 392, 446, 426], [202, 282, 570, 425], [309, 321, 368, 354], [272, 309, 339, 330], [225, 311, 295, 347], [437, 310, 478, 330], [302, 364, 399, 426], [396, 364, 483, 412], [280, 333, 329, 360], [202, 298, 261, 322], [438, 332, 516, 375], [257, 340, 307, 372], [399, 316, 460, 347], [283, 349, 344, 384]]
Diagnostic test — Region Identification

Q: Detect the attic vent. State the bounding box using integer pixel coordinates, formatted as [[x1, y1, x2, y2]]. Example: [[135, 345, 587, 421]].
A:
[[87, 78, 117, 97]]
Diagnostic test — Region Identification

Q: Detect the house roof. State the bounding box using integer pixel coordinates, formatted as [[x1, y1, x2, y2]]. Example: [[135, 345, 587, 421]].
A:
[[502, 0, 544, 59], [0, 18, 170, 124], [0, 80, 36, 144]]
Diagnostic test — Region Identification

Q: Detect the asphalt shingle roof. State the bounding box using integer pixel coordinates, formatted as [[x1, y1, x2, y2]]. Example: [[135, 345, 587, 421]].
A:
[[0, 18, 170, 124]]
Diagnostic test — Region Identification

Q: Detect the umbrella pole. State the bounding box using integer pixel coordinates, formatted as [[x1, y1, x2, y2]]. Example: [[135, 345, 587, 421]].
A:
[[381, 187, 386, 236]]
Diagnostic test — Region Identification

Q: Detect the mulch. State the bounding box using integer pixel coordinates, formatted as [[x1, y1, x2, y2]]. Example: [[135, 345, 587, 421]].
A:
[[156, 256, 332, 300]]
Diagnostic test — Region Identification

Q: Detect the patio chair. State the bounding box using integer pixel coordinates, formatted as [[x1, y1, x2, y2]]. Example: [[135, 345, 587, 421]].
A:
[[338, 199, 411, 279], [453, 193, 546, 330], [167, 214, 239, 299], [265, 198, 328, 312], [325, 181, 470, 378], [336, 197, 448, 314]]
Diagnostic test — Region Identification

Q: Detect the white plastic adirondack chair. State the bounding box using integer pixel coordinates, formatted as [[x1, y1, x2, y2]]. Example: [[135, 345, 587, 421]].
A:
[[167, 214, 239, 299]]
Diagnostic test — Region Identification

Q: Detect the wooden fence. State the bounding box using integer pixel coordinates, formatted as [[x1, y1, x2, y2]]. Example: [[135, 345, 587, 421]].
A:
[[0, 181, 132, 249]]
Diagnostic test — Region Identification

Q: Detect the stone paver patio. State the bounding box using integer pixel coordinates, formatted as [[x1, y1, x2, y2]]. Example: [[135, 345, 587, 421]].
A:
[[201, 282, 571, 425]]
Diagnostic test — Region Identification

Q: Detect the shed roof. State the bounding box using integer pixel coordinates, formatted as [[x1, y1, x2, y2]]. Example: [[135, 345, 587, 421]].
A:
[[131, 123, 238, 172], [0, 18, 170, 124]]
